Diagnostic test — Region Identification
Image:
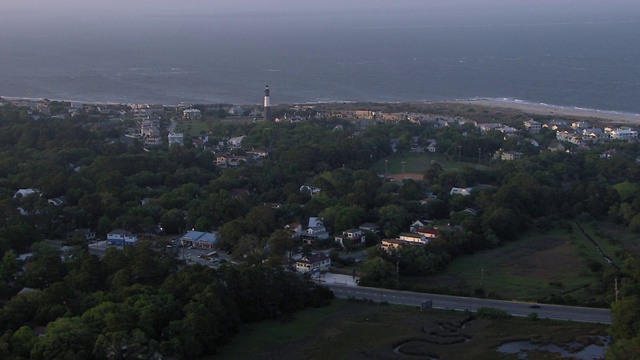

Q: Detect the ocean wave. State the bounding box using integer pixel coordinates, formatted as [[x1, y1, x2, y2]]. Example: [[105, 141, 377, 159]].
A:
[[468, 97, 640, 118]]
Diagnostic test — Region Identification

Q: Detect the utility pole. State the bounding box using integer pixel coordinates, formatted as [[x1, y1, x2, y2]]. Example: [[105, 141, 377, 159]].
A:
[[401, 161, 406, 175], [615, 278, 619, 302], [384, 159, 388, 179], [396, 259, 400, 290]]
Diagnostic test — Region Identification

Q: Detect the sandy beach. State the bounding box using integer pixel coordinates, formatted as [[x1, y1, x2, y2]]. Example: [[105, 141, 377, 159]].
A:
[[449, 99, 640, 125]]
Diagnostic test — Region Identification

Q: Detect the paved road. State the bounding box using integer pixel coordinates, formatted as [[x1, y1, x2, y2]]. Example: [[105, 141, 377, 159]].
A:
[[326, 284, 612, 324]]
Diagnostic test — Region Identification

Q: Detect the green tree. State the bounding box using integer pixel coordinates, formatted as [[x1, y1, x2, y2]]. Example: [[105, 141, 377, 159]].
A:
[[359, 257, 395, 287], [10, 326, 37, 359], [31, 317, 97, 360]]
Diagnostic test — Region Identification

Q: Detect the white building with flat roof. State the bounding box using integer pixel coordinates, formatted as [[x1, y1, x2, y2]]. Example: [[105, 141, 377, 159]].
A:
[[610, 129, 638, 141]]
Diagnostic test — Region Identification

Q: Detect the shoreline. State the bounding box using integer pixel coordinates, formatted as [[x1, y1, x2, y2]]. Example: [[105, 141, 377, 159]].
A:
[[4, 94, 640, 124], [444, 99, 640, 124]]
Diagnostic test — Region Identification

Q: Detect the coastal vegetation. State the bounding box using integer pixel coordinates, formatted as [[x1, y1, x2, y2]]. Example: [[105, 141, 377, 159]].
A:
[[214, 300, 609, 360], [1, 101, 640, 357]]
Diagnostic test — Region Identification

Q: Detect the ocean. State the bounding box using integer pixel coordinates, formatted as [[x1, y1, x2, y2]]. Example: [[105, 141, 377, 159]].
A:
[[0, 7, 639, 114]]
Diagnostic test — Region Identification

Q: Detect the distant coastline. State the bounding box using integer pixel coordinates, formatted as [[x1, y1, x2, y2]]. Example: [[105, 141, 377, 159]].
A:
[[4, 94, 640, 124], [450, 98, 640, 124]]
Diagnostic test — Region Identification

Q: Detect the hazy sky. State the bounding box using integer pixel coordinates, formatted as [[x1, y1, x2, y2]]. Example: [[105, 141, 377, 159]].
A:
[[4, 0, 640, 17]]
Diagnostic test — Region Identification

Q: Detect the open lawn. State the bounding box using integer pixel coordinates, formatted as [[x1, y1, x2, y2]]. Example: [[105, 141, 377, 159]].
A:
[[213, 300, 608, 360], [373, 153, 491, 181], [409, 225, 618, 304]]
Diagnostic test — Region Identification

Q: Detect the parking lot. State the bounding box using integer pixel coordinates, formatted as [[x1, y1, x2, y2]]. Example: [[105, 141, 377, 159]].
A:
[[89, 239, 229, 267], [166, 242, 229, 267]]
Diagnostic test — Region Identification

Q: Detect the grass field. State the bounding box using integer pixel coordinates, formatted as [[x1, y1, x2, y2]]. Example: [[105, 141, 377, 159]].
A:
[[373, 153, 491, 180], [406, 223, 638, 304], [213, 300, 608, 360]]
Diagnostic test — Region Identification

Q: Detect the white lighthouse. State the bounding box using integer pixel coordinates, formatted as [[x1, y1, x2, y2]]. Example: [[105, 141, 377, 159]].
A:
[[263, 85, 271, 121]]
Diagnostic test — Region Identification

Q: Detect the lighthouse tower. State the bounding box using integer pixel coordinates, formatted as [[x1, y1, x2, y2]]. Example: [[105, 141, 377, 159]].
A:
[[263, 85, 271, 122]]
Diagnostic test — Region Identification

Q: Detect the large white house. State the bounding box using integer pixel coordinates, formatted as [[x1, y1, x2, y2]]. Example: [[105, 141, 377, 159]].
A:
[[295, 252, 331, 274], [610, 129, 638, 140], [182, 108, 202, 120]]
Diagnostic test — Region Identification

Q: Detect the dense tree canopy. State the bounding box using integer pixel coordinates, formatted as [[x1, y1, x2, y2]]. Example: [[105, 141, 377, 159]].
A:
[[3, 103, 640, 357]]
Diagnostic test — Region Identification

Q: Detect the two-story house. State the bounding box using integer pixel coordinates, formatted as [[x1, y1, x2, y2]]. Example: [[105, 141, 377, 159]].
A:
[[296, 252, 331, 274], [334, 228, 366, 248]]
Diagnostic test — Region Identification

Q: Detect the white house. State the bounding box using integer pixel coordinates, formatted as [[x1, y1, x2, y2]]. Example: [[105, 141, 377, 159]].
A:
[[501, 151, 523, 161], [398, 232, 429, 245], [295, 252, 331, 274], [107, 229, 138, 246], [300, 185, 321, 196], [182, 108, 202, 120], [14, 188, 39, 199], [450, 187, 473, 196], [523, 119, 541, 133], [334, 229, 366, 248], [168, 133, 184, 146], [610, 129, 638, 141], [227, 135, 245, 148]]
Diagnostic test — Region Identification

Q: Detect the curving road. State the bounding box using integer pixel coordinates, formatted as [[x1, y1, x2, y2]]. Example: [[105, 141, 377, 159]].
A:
[[326, 284, 612, 324]]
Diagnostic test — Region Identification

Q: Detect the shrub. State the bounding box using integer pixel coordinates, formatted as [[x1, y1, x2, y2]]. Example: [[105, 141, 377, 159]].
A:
[[476, 307, 511, 319]]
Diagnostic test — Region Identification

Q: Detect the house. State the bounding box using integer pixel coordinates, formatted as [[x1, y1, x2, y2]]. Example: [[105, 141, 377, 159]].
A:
[[355, 110, 375, 119], [308, 217, 323, 228], [47, 196, 66, 206], [107, 229, 138, 246], [246, 148, 270, 159], [215, 153, 230, 167], [571, 121, 590, 129], [410, 219, 432, 232], [227, 135, 246, 148], [478, 123, 503, 133], [179, 231, 217, 249], [398, 232, 429, 245], [380, 238, 423, 252], [610, 129, 638, 141], [547, 140, 565, 152], [302, 225, 330, 246], [182, 108, 202, 120], [284, 222, 303, 238], [192, 134, 210, 149], [302, 218, 330, 246], [295, 252, 331, 274], [359, 223, 380, 234], [144, 135, 162, 146], [426, 140, 437, 153], [334, 229, 366, 248], [450, 187, 473, 196], [65, 228, 96, 241], [523, 119, 541, 133], [501, 151, 523, 161], [300, 185, 321, 196], [14, 188, 39, 199], [227, 156, 247, 168], [168, 133, 184, 146], [543, 119, 568, 130], [415, 228, 439, 239]]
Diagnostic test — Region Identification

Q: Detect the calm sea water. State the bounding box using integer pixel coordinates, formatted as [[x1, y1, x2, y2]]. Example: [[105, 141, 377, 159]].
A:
[[0, 8, 639, 113]]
